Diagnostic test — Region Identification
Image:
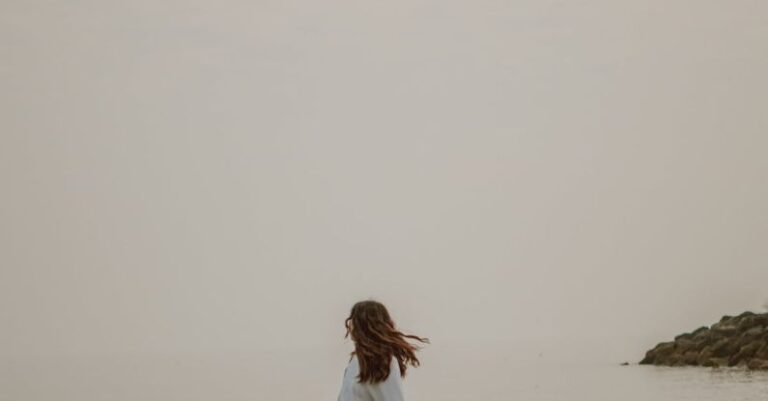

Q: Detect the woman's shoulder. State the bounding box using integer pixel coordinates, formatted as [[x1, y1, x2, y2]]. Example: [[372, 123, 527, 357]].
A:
[[388, 355, 401, 374]]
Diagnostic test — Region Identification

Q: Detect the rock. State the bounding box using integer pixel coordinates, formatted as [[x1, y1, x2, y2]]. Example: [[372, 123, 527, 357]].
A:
[[755, 343, 768, 360], [711, 324, 739, 337], [675, 338, 698, 353], [640, 312, 768, 370], [696, 346, 714, 365], [691, 326, 711, 340], [682, 350, 700, 365], [742, 326, 764, 339], [691, 326, 709, 336], [751, 314, 768, 327], [710, 338, 736, 357], [737, 316, 760, 331], [702, 357, 729, 368], [737, 311, 756, 319], [747, 359, 768, 370], [639, 342, 676, 365], [729, 340, 767, 366], [620, 362, 630, 366]]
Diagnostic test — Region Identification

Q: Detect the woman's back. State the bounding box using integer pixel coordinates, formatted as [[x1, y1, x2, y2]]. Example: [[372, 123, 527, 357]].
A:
[[337, 354, 405, 401]]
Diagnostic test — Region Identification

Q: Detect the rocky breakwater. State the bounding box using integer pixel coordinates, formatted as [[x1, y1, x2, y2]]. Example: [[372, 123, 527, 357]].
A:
[[640, 312, 768, 370]]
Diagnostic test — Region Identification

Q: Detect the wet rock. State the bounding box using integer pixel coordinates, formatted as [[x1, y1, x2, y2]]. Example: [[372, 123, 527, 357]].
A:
[[702, 357, 729, 368], [696, 346, 714, 365], [747, 359, 768, 370], [640, 312, 768, 370]]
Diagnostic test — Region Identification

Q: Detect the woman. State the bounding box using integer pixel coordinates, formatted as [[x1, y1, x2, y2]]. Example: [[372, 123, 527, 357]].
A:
[[337, 300, 429, 401]]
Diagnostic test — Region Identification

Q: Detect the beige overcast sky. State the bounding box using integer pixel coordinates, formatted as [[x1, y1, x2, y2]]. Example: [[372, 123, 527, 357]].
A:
[[1, 0, 767, 360]]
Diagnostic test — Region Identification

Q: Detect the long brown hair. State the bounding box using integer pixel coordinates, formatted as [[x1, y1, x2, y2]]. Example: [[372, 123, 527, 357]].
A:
[[344, 300, 429, 383]]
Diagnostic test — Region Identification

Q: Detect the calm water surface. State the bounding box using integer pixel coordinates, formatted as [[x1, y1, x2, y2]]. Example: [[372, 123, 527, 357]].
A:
[[2, 346, 767, 401]]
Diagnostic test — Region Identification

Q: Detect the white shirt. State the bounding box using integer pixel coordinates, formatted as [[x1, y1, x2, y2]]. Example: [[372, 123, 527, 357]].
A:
[[337, 355, 406, 401]]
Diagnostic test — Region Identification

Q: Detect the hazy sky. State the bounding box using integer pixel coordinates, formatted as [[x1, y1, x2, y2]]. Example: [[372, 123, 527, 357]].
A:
[[2, 0, 767, 361]]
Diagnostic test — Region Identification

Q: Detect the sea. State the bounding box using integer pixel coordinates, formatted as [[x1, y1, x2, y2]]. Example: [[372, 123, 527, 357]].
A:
[[2, 342, 767, 401]]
